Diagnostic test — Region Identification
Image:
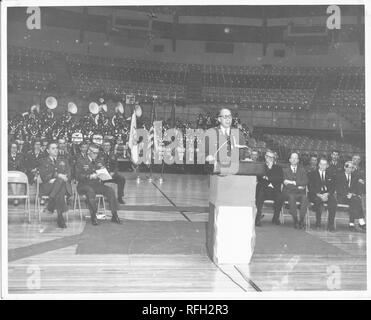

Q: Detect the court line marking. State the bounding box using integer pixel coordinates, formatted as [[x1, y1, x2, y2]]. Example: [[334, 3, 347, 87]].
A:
[[234, 265, 262, 292], [151, 181, 192, 222], [211, 261, 248, 292]]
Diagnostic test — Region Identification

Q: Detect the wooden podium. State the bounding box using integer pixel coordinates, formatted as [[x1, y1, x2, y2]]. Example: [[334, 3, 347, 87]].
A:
[[207, 161, 264, 264]]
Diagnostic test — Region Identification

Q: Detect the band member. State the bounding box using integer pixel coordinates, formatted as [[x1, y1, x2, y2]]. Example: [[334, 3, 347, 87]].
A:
[[8, 142, 25, 206], [9, 142, 24, 171], [40, 137, 49, 156], [39, 142, 72, 228], [308, 158, 337, 231], [75, 144, 122, 226], [24, 139, 44, 185], [328, 150, 343, 177], [336, 161, 366, 232], [279, 152, 309, 229], [99, 141, 126, 204], [57, 138, 71, 161], [250, 150, 259, 162], [255, 150, 283, 226], [79, 141, 89, 159], [305, 154, 318, 174]]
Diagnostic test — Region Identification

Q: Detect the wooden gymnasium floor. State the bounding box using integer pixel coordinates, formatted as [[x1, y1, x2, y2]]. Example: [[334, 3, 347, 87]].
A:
[[7, 173, 367, 294]]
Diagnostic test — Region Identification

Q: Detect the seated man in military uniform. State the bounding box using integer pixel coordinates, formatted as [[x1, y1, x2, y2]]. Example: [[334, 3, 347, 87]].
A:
[[24, 139, 44, 185], [98, 140, 126, 204], [39, 142, 72, 228], [75, 144, 122, 226]]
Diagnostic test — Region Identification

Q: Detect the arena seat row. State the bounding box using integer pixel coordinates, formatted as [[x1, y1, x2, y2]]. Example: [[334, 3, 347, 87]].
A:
[[202, 87, 314, 105], [8, 70, 57, 92], [73, 78, 186, 100], [264, 134, 364, 159]]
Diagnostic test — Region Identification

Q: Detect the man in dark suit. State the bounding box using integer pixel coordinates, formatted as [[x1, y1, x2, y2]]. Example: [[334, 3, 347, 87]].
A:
[[39, 142, 72, 228], [336, 161, 366, 232], [328, 150, 343, 177], [75, 144, 121, 226], [99, 141, 126, 204], [57, 138, 71, 162], [279, 152, 309, 229], [308, 158, 337, 231], [24, 139, 44, 185], [255, 150, 283, 226]]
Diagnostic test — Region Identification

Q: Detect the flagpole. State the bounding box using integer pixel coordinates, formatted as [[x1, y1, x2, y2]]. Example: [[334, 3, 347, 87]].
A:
[[147, 95, 157, 182]]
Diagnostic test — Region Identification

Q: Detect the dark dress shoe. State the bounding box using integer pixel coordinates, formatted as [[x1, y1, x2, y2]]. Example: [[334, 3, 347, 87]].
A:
[[255, 219, 262, 227], [359, 224, 366, 231], [118, 197, 125, 204], [272, 217, 281, 225], [111, 214, 122, 224]]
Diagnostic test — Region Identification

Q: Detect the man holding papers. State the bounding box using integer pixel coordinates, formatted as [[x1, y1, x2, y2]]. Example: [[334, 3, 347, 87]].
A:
[[75, 144, 122, 225], [98, 141, 126, 204]]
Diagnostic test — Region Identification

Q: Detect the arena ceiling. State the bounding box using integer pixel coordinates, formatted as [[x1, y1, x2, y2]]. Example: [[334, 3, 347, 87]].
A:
[[8, 5, 364, 44]]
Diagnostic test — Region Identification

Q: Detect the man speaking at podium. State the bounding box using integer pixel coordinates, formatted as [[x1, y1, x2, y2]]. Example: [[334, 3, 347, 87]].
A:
[[205, 108, 249, 169], [206, 108, 259, 264]]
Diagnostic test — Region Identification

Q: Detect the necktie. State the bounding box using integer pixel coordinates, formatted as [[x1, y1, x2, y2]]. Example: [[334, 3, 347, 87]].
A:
[[347, 174, 351, 187], [321, 171, 326, 192], [293, 167, 296, 174], [226, 133, 231, 157]]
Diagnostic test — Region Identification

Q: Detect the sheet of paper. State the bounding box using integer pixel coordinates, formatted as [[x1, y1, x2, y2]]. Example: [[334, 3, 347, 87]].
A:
[[96, 168, 112, 181]]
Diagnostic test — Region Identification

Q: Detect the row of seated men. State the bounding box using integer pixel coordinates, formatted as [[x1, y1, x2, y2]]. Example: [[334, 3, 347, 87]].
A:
[[256, 149, 366, 232], [9, 138, 126, 228]]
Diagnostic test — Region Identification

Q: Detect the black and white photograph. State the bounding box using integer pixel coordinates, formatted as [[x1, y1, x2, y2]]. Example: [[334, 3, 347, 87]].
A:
[[1, 0, 369, 299]]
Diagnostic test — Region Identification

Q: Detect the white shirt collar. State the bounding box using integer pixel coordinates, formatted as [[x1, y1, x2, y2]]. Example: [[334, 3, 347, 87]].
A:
[[220, 126, 230, 136]]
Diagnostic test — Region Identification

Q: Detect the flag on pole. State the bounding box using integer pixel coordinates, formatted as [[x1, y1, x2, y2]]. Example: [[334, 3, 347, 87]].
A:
[[170, 102, 176, 128], [339, 120, 344, 139]]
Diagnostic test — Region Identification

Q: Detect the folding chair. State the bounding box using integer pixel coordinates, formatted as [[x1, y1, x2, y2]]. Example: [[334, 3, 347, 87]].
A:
[[73, 185, 107, 219], [307, 202, 341, 231], [35, 175, 79, 223], [280, 197, 310, 230], [34, 175, 49, 222], [8, 171, 32, 223]]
